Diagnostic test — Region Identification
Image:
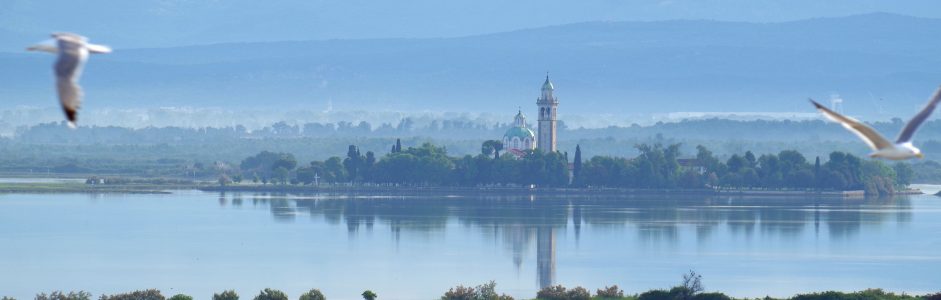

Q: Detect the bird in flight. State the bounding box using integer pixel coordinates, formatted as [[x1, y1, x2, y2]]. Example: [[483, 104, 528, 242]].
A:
[[810, 86, 941, 160], [27, 32, 111, 128]]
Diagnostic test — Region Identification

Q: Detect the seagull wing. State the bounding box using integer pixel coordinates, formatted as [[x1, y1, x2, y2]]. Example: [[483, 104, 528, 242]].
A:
[[54, 48, 84, 125], [86, 43, 112, 54], [896, 85, 941, 143], [810, 99, 892, 150]]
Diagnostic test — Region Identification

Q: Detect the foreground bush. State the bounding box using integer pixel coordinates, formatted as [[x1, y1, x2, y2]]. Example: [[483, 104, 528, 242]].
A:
[[168, 295, 192, 300], [595, 285, 623, 299], [253, 289, 287, 300], [299, 289, 325, 300], [792, 289, 921, 300], [440, 281, 513, 300], [99, 289, 165, 300], [213, 290, 239, 300], [692, 292, 730, 300], [360, 291, 376, 300], [637, 290, 672, 300], [565, 287, 589, 300], [536, 285, 567, 300], [35, 291, 91, 300]]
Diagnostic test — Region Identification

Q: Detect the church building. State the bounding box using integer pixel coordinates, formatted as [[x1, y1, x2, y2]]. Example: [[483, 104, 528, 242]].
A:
[[503, 110, 536, 157], [502, 74, 560, 157]]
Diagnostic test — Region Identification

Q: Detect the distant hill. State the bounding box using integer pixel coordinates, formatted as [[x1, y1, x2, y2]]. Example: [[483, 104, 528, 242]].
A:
[[3, 13, 941, 120]]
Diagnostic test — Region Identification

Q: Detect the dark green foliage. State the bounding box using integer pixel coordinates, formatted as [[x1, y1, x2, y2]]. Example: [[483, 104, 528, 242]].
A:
[[440, 281, 512, 300], [692, 293, 730, 300], [637, 290, 672, 300], [298, 289, 325, 300], [253, 289, 287, 300], [572, 145, 582, 184], [98, 289, 164, 300], [360, 291, 376, 300], [167, 295, 192, 300], [212, 290, 239, 300], [595, 285, 623, 298], [441, 285, 476, 300], [231, 141, 913, 194], [923, 292, 941, 300], [790, 289, 921, 300], [241, 151, 297, 179], [536, 285, 567, 300], [565, 287, 590, 300], [35, 291, 91, 300], [2, 297, 16, 300]]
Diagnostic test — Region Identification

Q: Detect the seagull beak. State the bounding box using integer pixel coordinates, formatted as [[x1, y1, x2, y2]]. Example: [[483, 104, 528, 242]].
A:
[[917, 153, 925, 159]]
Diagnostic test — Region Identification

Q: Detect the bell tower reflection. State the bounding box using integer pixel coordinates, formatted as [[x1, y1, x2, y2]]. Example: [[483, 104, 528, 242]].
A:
[[536, 226, 556, 288]]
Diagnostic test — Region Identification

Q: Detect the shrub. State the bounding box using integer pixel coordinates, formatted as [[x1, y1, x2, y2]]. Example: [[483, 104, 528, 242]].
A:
[[253, 289, 287, 300], [692, 293, 730, 300], [441, 281, 514, 300], [35, 291, 91, 300], [596, 285, 624, 299], [299, 290, 326, 300], [361, 291, 377, 300], [441, 285, 476, 300], [565, 287, 590, 300], [924, 292, 941, 300], [637, 290, 672, 300], [536, 285, 567, 300], [2, 297, 15, 300], [213, 290, 239, 300], [677, 270, 703, 300], [168, 295, 192, 300], [98, 289, 164, 300], [792, 289, 920, 300]]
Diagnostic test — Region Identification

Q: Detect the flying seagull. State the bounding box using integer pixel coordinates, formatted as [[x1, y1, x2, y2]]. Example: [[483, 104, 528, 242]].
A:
[[810, 86, 941, 160], [27, 32, 111, 128]]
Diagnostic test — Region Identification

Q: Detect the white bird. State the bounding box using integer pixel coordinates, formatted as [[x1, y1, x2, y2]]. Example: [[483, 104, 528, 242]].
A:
[[27, 32, 111, 128], [810, 86, 941, 160]]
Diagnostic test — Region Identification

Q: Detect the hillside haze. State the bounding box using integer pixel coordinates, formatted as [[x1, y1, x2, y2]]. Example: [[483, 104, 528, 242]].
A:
[[3, 13, 941, 121]]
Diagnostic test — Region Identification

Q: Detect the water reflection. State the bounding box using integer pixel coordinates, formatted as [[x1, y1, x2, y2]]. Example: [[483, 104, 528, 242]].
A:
[[220, 193, 914, 287]]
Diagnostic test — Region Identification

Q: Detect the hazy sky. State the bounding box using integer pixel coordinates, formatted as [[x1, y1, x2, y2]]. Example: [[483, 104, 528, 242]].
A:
[[3, 0, 941, 49]]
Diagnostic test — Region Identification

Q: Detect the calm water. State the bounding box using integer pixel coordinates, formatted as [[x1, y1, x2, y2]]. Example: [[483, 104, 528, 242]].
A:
[[1, 189, 940, 299]]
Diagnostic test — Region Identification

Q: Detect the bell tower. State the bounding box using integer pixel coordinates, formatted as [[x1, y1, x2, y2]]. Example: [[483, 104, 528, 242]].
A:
[[537, 74, 558, 152]]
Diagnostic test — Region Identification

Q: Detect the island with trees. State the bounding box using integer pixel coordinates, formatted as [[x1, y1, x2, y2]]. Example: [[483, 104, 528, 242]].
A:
[[207, 140, 915, 197]]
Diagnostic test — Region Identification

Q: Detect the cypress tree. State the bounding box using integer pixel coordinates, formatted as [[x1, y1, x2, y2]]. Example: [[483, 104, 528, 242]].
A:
[[814, 156, 821, 189], [395, 138, 402, 152], [573, 145, 583, 183]]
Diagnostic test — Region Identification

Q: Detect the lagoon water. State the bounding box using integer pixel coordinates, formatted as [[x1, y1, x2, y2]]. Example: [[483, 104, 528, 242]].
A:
[[1, 189, 940, 299]]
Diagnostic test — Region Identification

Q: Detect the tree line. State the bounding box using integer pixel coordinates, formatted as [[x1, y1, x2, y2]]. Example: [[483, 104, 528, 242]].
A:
[[233, 140, 913, 195]]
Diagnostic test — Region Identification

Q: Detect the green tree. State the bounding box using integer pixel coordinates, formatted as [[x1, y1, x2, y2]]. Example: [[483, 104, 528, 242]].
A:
[[168, 295, 192, 300], [481, 140, 504, 159], [893, 162, 914, 186], [99, 289, 164, 300], [35, 291, 91, 300], [213, 290, 239, 300], [298, 289, 325, 300], [274, 167, 290, 185], [253, 289, 288, 300], [361, 291, 376, 300], [572, 144, 582, 185]]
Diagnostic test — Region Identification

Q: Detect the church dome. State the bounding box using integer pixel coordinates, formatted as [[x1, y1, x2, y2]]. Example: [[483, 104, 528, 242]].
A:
[[504, 126, 535, 140]]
